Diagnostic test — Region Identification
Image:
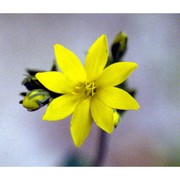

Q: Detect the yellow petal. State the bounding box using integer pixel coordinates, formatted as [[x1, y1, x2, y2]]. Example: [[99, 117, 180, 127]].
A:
[[96, 87, 140, 110], [70, 97, 92, 147], [84, 34, 108, 82], [96, 62, 138, 87], [36, 72, 74, 94], [42, 94, 79, 121], [91, 96, 114, 134], [54, 44, 86, 83]]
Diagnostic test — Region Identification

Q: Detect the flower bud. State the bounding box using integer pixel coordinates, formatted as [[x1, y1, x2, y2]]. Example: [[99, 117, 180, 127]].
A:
[[111, 31, 128, 62], [22, 89, 50, 111], [22, 76, 43, 91], [113, 110, 120, 128]]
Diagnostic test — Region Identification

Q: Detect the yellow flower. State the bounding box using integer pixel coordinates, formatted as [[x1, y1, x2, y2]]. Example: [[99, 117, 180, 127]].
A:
[[35, 34, 140, 147]]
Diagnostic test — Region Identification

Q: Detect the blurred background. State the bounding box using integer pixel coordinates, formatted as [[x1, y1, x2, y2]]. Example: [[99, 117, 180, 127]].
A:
[[0, 14, 179, 166]]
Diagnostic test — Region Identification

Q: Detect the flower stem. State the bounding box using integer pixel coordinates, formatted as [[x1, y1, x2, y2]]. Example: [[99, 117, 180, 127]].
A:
[[93, 129, 108, 166]]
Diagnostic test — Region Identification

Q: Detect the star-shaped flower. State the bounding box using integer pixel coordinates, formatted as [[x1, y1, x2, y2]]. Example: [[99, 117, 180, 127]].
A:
[[36, 34, 140, 147]]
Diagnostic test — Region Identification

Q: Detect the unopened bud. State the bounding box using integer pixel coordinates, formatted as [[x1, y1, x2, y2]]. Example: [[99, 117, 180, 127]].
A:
[[22, 76, 43, 91], [111, 31, 128, 62], [22, 89, 50, 111], [113, 110, 120, 128]]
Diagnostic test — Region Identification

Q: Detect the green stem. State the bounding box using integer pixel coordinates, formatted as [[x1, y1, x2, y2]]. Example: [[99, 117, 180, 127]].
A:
[[93, 129, 108, 166]]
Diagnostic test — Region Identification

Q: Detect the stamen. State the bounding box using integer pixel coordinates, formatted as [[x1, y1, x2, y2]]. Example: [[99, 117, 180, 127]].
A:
[[72, 83, 84, 95], [85, 82, 96, 96], [72, 82, 96, 97]]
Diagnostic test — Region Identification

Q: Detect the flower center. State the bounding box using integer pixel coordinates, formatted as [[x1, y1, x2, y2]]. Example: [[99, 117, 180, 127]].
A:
[[72, 82, 96, 97], [84, 82, 96, 96]]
